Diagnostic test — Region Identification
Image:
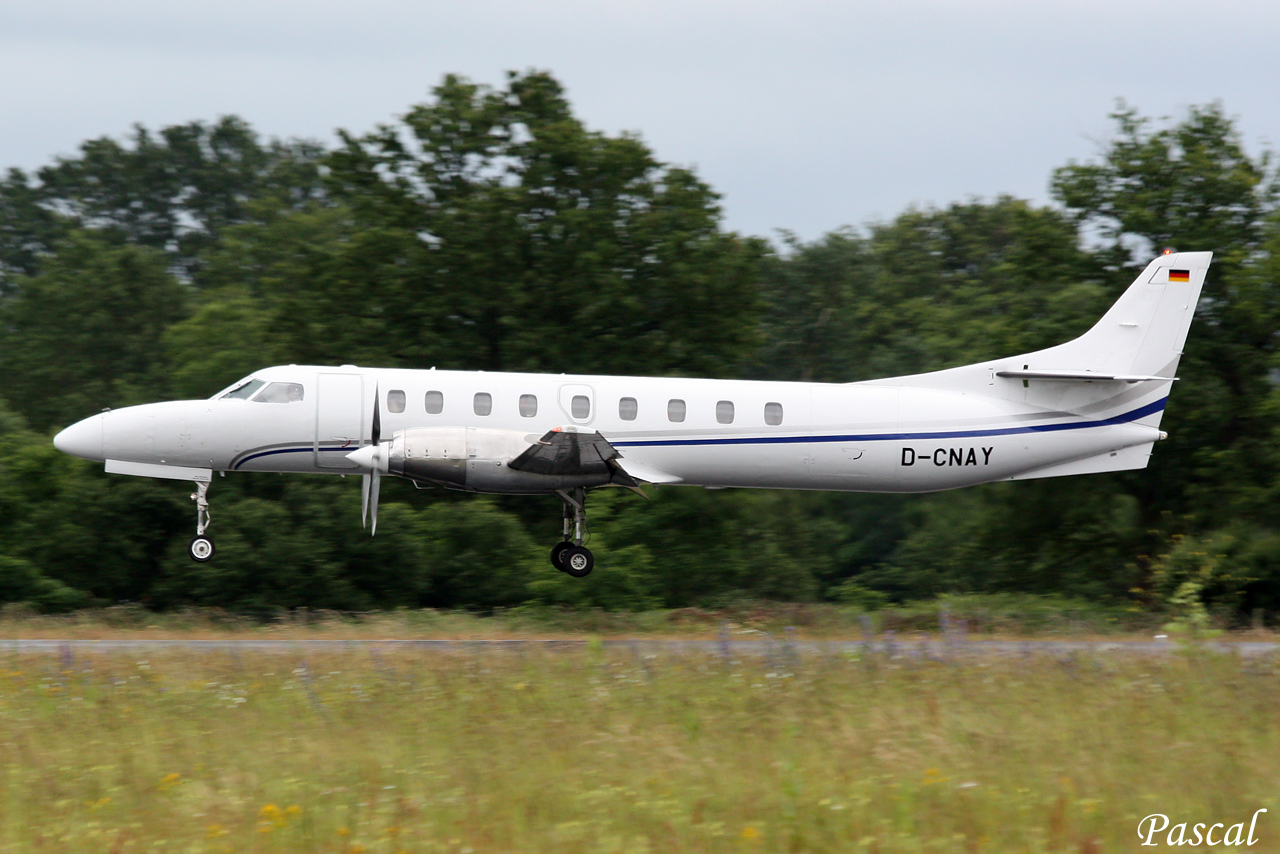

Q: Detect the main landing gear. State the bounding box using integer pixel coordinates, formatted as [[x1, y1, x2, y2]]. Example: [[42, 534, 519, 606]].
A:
[[551, 487, 594, 577], [188, 480, 215, 563]]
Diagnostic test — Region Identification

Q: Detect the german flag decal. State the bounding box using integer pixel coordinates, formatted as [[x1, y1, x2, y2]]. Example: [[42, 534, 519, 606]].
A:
[[1169, 269, 1190, 282]]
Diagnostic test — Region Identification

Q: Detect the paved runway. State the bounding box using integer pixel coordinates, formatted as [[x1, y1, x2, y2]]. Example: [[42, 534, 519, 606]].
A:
[[2, 637, 1278, 657]]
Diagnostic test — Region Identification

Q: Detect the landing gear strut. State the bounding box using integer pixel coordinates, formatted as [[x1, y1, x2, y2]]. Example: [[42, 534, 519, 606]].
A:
[[188, 480, 215, 562], [551, 487, 593, 577]]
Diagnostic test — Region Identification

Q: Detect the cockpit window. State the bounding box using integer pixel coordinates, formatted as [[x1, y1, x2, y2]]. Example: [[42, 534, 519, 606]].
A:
[[221, 379, 265, 400], [252, 382, 305, 403]]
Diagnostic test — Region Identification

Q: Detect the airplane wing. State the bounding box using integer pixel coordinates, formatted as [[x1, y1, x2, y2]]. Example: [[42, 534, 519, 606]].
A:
[[509, 429, 681, 486]]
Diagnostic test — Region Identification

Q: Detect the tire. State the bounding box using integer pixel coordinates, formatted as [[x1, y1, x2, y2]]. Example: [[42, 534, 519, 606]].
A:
[[562, 545, 594, 578], [189, 536, 215, 563], [550, 541, 573, 571]]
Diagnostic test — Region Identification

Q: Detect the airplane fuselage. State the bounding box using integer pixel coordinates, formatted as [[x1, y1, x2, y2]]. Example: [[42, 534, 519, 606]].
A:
[[58, 364, 1165, 494]]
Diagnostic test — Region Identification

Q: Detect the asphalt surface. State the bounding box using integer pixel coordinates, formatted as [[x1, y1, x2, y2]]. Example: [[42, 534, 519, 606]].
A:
[[2, 638, 1278, 657]]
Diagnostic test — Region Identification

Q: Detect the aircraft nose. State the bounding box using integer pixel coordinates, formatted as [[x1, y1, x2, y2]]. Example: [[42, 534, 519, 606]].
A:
[[53, 413, 105, 462]]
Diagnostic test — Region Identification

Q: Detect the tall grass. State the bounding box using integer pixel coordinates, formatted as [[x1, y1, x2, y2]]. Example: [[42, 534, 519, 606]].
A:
[[0, 645, 1276, 852], [0, 594, 1170, 641]]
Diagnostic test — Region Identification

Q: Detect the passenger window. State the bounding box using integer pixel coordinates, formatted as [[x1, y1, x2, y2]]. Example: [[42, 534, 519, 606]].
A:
[[519, 394, 538, 417], [764, 402, 784, 426], [474, 392, 492, 416], [716, 400, 734, 424], [667, 399, 686, 423], [387, 389, 406, 413], [425, 390, 444, 414], [252, 382, 305, 403], [222, 379, 265, 400], [571, 395, 590, 420], [619, 397, 638, 421]]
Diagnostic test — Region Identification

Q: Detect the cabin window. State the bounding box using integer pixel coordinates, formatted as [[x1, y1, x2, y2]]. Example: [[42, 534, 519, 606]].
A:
[[571, 395, 591, 420], [222, 379, 265, 400], [474, 392, 492, 416], [519, 394, 538, 417], [764, 402, 784, 425], [667, 399, 686, 422], [387, 389, 406, 413], [425, 390, 444, 414], [252, 382, 305, 403], [716, 400, 734, 424], [619, 397, 638, 421]]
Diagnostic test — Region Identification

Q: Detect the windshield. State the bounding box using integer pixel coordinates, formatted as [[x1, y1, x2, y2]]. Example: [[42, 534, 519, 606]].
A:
[[220, 379, 265, 400], [252, 382, 305, 403]]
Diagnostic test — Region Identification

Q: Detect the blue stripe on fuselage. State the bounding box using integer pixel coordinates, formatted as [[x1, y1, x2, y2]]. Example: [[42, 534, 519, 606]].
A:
[[611, 398, 1168, 448], [232, 446, 353, 470]]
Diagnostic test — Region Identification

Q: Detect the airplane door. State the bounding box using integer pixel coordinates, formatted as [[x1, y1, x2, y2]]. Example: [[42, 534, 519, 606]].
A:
[[315, 373, 364, 468], [558, 384, 595, 425]]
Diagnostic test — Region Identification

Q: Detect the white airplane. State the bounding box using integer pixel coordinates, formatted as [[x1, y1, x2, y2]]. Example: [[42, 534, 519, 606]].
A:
[[54, 251, 1210, 578]]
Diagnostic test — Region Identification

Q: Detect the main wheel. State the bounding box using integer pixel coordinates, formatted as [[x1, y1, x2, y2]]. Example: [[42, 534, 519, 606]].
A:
[[550, 541, 573, 571], [562, 545, 594, 578], [189, 536, 215, 563]]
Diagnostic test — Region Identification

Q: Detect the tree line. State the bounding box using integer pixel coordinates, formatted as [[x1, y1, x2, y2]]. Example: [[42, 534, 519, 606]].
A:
[[1, 71, 1277, 618]]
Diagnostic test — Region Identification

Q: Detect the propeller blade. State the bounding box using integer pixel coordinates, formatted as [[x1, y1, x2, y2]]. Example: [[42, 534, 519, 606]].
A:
[[356, 386, 382, 535], [361, 473, 371, 529]]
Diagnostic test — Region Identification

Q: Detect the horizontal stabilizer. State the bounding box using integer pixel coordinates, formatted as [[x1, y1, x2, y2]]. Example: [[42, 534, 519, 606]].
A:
[[995, 370, 1177, 383]]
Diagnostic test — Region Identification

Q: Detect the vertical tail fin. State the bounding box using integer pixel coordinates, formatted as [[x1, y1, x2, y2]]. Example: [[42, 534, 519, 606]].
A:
[[1040, 250, 1211, 380], [873, 251, 1212, 429]]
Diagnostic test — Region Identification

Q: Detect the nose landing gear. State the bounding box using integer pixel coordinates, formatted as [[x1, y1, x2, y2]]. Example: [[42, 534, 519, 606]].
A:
[[551, 487, 594, 577], [188, 480, 215, 562]]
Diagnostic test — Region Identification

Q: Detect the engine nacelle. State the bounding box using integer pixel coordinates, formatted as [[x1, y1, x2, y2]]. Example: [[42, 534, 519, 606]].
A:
[[386, 427, 615, 494]]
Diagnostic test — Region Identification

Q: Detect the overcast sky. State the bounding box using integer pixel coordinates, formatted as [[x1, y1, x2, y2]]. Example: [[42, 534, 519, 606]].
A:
[[2, 0, 1277, 242]]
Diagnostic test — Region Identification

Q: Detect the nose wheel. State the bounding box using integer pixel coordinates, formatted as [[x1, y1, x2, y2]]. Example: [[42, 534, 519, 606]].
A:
[[188, 480, 214, 562], [551, 488, 593, 577]]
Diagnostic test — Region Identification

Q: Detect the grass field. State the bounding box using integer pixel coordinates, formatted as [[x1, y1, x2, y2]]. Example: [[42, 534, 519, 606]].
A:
[[1, 638, 1277, 853], [0, 594, 1173, 641]]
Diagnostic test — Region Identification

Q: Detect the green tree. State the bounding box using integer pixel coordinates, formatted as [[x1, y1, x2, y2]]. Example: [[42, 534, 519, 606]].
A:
[[1053, 103, 1280, 534], [0, 231, 190, 430], [312, 70, 763, 376]]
